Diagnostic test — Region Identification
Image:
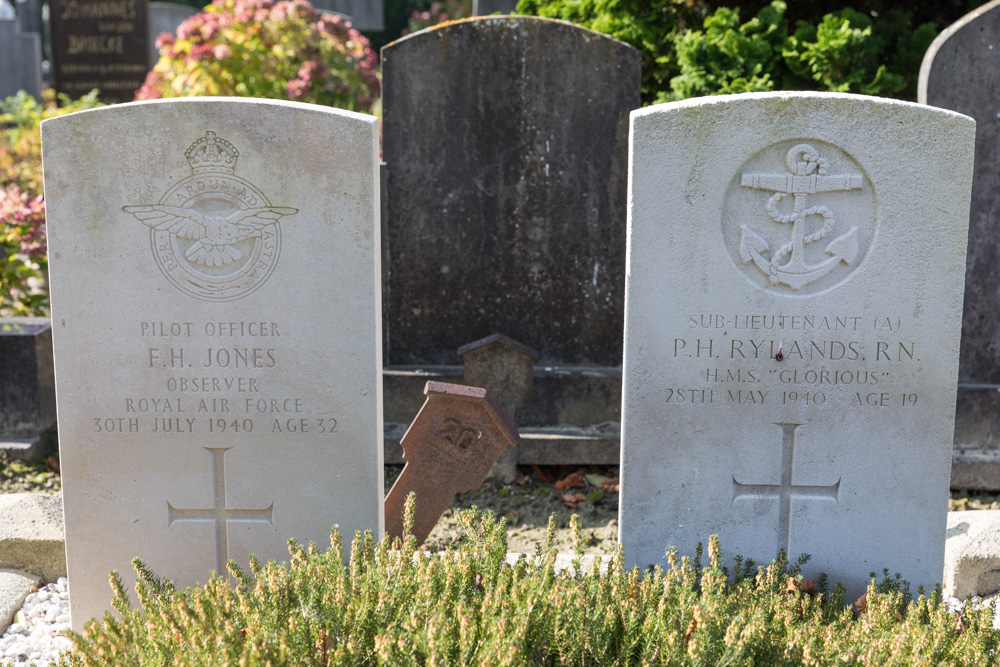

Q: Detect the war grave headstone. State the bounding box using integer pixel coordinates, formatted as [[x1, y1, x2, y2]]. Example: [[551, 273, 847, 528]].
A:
[[919, 0, 1000, 490], [381, 17, 640, 467], [147, 1, 196, 66], [41, 98, 383, 629], [619, 92, 974, 599], [48, 0, 149, 103], [0, 0, 43, 99], [0, 318, 56, 462]]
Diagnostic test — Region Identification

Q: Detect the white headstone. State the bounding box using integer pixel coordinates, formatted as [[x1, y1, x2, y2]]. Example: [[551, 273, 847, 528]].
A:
[[42, 98, 383, 630], [619, 92, 974, 598]]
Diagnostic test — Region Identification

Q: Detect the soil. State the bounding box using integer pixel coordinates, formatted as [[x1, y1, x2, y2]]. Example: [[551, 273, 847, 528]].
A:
[[386, 464, 621, 555]]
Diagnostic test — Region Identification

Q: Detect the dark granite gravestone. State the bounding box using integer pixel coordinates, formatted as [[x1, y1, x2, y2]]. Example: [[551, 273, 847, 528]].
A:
[[0, 0, 43, 99], [48, 0, 149, 103], [380, 17, 639, 466], [382, 16, 639, 368], [0, 319, 56, 462], [919, 0, 1000, 489]]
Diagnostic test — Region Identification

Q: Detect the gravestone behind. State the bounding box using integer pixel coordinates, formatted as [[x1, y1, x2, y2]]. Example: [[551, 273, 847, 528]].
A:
[[619, 92, 974, 599], [15, 0, 40, 34], [147, 1, 196, 66], [0, 0, 43, 99], [42, 98, 383, 629], [382, 17, 640, 368], [919, 0, 1000, 489], [48, 0, 149, 103], [473, 0, 517, 15], [312, 0, 381, 30], [0, 318, 55, 462]]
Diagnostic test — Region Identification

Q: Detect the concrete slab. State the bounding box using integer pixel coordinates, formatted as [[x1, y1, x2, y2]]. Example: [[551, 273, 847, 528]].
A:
[[0, 494, 65, 582]]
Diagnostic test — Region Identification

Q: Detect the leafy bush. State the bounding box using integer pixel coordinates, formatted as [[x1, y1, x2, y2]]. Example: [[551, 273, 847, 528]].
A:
[[57, 499, 998, 666], [136, 0, 380, 113], [0, 90, 103, 316], [516, 0, 937, 104]]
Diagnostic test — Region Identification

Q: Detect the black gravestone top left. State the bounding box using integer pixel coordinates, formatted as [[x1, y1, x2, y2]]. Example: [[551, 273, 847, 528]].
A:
[[49, 0, 149, 103]]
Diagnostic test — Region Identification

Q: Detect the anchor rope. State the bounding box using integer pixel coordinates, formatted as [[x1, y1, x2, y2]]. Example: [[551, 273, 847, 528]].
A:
[[765, 192, 835, 273]]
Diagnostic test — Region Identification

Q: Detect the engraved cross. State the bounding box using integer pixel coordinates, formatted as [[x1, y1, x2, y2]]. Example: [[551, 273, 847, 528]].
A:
[[731, 423, 840, 555], [167, 447, 274, 575]]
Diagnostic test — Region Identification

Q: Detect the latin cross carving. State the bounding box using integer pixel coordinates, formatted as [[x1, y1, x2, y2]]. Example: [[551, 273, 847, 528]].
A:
[[732, 423, 840, 555], [167, 447, 274, 575]]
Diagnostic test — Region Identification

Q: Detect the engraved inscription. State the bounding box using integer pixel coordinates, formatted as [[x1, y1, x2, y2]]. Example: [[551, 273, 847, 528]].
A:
[[436, 418, 481, 451], [723, 141, 878, 296], [732, 423, 840, 555], [167, 447, 274, 575], [123, 132, 297, 302]]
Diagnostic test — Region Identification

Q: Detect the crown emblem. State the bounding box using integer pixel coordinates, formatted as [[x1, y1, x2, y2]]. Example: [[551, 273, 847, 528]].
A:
[[185, 131, 239, 174]]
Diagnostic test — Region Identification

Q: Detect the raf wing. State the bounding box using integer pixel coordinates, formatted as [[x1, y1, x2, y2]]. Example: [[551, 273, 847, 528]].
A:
[[122, 205, 208, 240]]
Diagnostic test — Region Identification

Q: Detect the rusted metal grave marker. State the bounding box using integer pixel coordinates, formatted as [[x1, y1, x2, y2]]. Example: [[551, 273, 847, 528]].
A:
[[385, 381, 519, 543]]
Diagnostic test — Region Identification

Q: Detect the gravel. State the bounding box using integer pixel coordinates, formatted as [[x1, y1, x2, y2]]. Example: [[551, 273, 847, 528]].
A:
[[0, 578, 72, 666]]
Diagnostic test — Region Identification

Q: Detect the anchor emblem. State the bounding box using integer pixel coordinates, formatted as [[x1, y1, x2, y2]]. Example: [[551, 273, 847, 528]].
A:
[[738, 144, 863, 290]]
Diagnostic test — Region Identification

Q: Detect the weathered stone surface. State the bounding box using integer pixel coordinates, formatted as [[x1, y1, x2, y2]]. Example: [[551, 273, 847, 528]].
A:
[[48, 0, 149, 103], [148, 2, 196, 65], [945, 510, 1000, 599], [385, 381, 517, 543], [42, 98, 383, 630], [0, 318, 56, 462], [619, 92, 974, 600], [920, 1, 1000, 484], [0, 569, 41, 630], [0, 494, 65, 582], [381, 16, 640, 367], [459, 333, 537, 482]]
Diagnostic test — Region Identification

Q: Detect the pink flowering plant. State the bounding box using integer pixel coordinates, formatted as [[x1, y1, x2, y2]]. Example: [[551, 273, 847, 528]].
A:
[[0, 90, 101, 316], [136, 0, 379, 112], [0, 186, 47, 315]]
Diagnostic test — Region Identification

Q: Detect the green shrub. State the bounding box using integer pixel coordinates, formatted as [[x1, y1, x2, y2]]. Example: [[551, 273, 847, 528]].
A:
[[0, 90, 103, 316], [516, 0, 937, 104], [57, 499, 998, 666], [136, 0, 380, 113]]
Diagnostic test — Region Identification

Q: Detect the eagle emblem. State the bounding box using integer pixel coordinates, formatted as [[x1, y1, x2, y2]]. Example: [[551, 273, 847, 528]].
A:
[[123, 131, 297, 302]]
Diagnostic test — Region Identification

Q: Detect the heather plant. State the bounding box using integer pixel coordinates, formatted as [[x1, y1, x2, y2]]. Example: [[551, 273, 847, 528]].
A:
[[0, 90, 102, 316], [136, 0, 379, 113], [57, 496, 998, 666]]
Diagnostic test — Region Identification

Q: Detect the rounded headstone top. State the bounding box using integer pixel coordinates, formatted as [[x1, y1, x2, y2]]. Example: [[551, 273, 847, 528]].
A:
[[918, 0, 1000, 104], [383, 15, 639, 55]]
